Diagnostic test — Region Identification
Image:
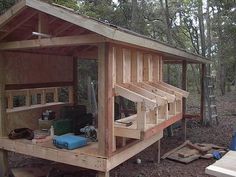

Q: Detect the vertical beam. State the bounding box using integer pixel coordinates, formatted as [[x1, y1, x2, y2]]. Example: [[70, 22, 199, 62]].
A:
[[182, 61, 187, 140], [98, 171, 109, 177], [116, 46, 123, 84], [98, 43, 114, 157], [159, 57, 163, 81], [122, 48, 131, 83], [38, 13, 49, 39], [200, 63, 206, 124], [152, 55, 160, 82], [137, 52, 143, 82], [0, 56, 9, 177], [137, 102, 146, 131], [182, 61, 187, 114], [73, 57, 78, 105], [131, 49, 138, 82]]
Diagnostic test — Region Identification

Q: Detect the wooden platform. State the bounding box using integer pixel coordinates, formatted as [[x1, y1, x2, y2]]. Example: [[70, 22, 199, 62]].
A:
[[0, 132, 163, 172], [205, 151, 236, 177]]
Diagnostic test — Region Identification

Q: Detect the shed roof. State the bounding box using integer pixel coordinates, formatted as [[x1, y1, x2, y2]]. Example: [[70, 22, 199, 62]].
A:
[[0, 0, 211, 64]]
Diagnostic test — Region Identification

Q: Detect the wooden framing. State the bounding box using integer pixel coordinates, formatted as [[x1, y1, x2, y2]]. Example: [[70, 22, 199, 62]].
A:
[[98, 43, 114, 157], [0, 34, 105, 50], [0, 56, 8, 177], [0, 1, 212, 176]]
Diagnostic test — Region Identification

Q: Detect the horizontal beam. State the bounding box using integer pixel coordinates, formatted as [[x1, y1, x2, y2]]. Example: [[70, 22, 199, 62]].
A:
[[143, 113, 182, 139], [0, 34, 106, 50], [5, 82, 73, 90], [0, 138, 107, 172]]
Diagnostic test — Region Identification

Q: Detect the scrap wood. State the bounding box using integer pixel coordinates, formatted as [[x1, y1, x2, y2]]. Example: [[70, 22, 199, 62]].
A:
[[161, 140, 191, 159], [178, 148, 199, 158], [162, 140, 227, 164]]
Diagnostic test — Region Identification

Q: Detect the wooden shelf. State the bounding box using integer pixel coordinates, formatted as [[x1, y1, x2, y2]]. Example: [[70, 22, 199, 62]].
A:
[[6, 102, 68, 113], [114, 113, 182, 140]]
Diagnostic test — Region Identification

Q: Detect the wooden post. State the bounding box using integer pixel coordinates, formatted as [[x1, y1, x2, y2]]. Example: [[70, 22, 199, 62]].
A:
[[200, 63, 206, 124], [0, 57, 9, 177], [154, 140, 161, 164], [73, 57, 78, 105], [97, 171, 109, 177], [98, 43, 114, 157], [182, 61, 187, 140]]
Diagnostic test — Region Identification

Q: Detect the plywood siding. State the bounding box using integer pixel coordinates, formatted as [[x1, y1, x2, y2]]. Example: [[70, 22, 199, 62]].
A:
[[3, 52, 73, 85], [113, 45, 162, 84]]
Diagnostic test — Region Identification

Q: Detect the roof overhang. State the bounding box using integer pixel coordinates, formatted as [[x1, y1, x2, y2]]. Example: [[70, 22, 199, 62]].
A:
[[0, 0, 212, 64]]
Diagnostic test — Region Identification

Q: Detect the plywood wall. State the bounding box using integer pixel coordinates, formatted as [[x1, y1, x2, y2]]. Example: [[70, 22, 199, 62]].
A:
[[3, 52, 73, 85], [113, 44, 162, 85]]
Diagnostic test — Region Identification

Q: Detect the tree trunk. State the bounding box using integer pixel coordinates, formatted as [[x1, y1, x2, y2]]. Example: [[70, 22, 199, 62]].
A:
[[198, 0, 206, 57], [131, 0, 138, 31], [217, 6, 226, 95]]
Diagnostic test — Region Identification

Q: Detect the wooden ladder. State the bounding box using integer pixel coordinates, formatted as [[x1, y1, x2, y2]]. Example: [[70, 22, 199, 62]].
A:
[[204, 76, 219, 125]]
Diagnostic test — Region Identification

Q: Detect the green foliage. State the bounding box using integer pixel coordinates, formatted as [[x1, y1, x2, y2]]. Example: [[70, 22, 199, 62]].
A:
[[52, 0, 79, 10], [0, 0, 16, 13]]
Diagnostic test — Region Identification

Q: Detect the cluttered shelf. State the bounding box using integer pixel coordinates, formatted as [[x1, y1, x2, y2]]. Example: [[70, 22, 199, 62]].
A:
[[0, 137, 107, 171]]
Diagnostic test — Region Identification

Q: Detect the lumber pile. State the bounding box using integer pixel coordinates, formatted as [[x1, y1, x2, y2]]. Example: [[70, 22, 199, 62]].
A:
[[162, 140, 227, 164]]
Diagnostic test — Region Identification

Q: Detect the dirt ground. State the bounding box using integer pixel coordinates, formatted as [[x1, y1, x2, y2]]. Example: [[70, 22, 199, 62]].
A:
[[8, 90, 236, 177]]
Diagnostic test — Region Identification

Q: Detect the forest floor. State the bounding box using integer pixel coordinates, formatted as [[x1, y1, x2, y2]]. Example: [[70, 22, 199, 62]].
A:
[[8, 90, 236, 177]]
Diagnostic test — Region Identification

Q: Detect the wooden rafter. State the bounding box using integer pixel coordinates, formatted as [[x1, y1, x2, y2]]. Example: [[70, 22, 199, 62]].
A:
[[0, 34, 105, 50], [0, 0, 26, 28], [53, 23, 73, 36], [0, 11, 37, 40]]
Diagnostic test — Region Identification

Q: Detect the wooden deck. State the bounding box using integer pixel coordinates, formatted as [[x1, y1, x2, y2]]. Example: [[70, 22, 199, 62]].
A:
[[0, 131, 163, 172]]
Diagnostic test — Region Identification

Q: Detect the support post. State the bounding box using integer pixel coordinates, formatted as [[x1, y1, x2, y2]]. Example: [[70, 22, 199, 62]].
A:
[[154, 140, 161, 164], [98, 43, 114, 157], [0, 57, 9, 177], [182, 61, 187, 140], [73, 57, 78, 105], [97, 171, 109, 177], [200, 63, 206, 124]]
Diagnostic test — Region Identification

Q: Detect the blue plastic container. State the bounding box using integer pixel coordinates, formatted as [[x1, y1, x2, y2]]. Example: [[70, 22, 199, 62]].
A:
[[229, 131, 236, 151], [53, 134, 87, 150]]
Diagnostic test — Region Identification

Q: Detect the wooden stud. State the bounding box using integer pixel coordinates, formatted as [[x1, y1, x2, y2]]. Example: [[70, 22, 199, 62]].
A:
[[0, 56, 9, 177], [25, 89, 31, 106], [137, 51, 143, 82], [159, 57, 163, 81], [38, 13, 49, 39], [115, 46, 123, 84], [41, 90, 46, 105], [54, 88, 59, 102], [152, 55, 160, 82], [122, 48, 131, 83], [73, 57, 78, 105], [131, 49, 138, 82], [68, 86, 74, 104], [137, 102, 147, 131]]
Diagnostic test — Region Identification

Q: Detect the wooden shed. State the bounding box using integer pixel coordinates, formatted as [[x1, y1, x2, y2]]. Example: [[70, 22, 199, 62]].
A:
[[0, 0, 211, 176]]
